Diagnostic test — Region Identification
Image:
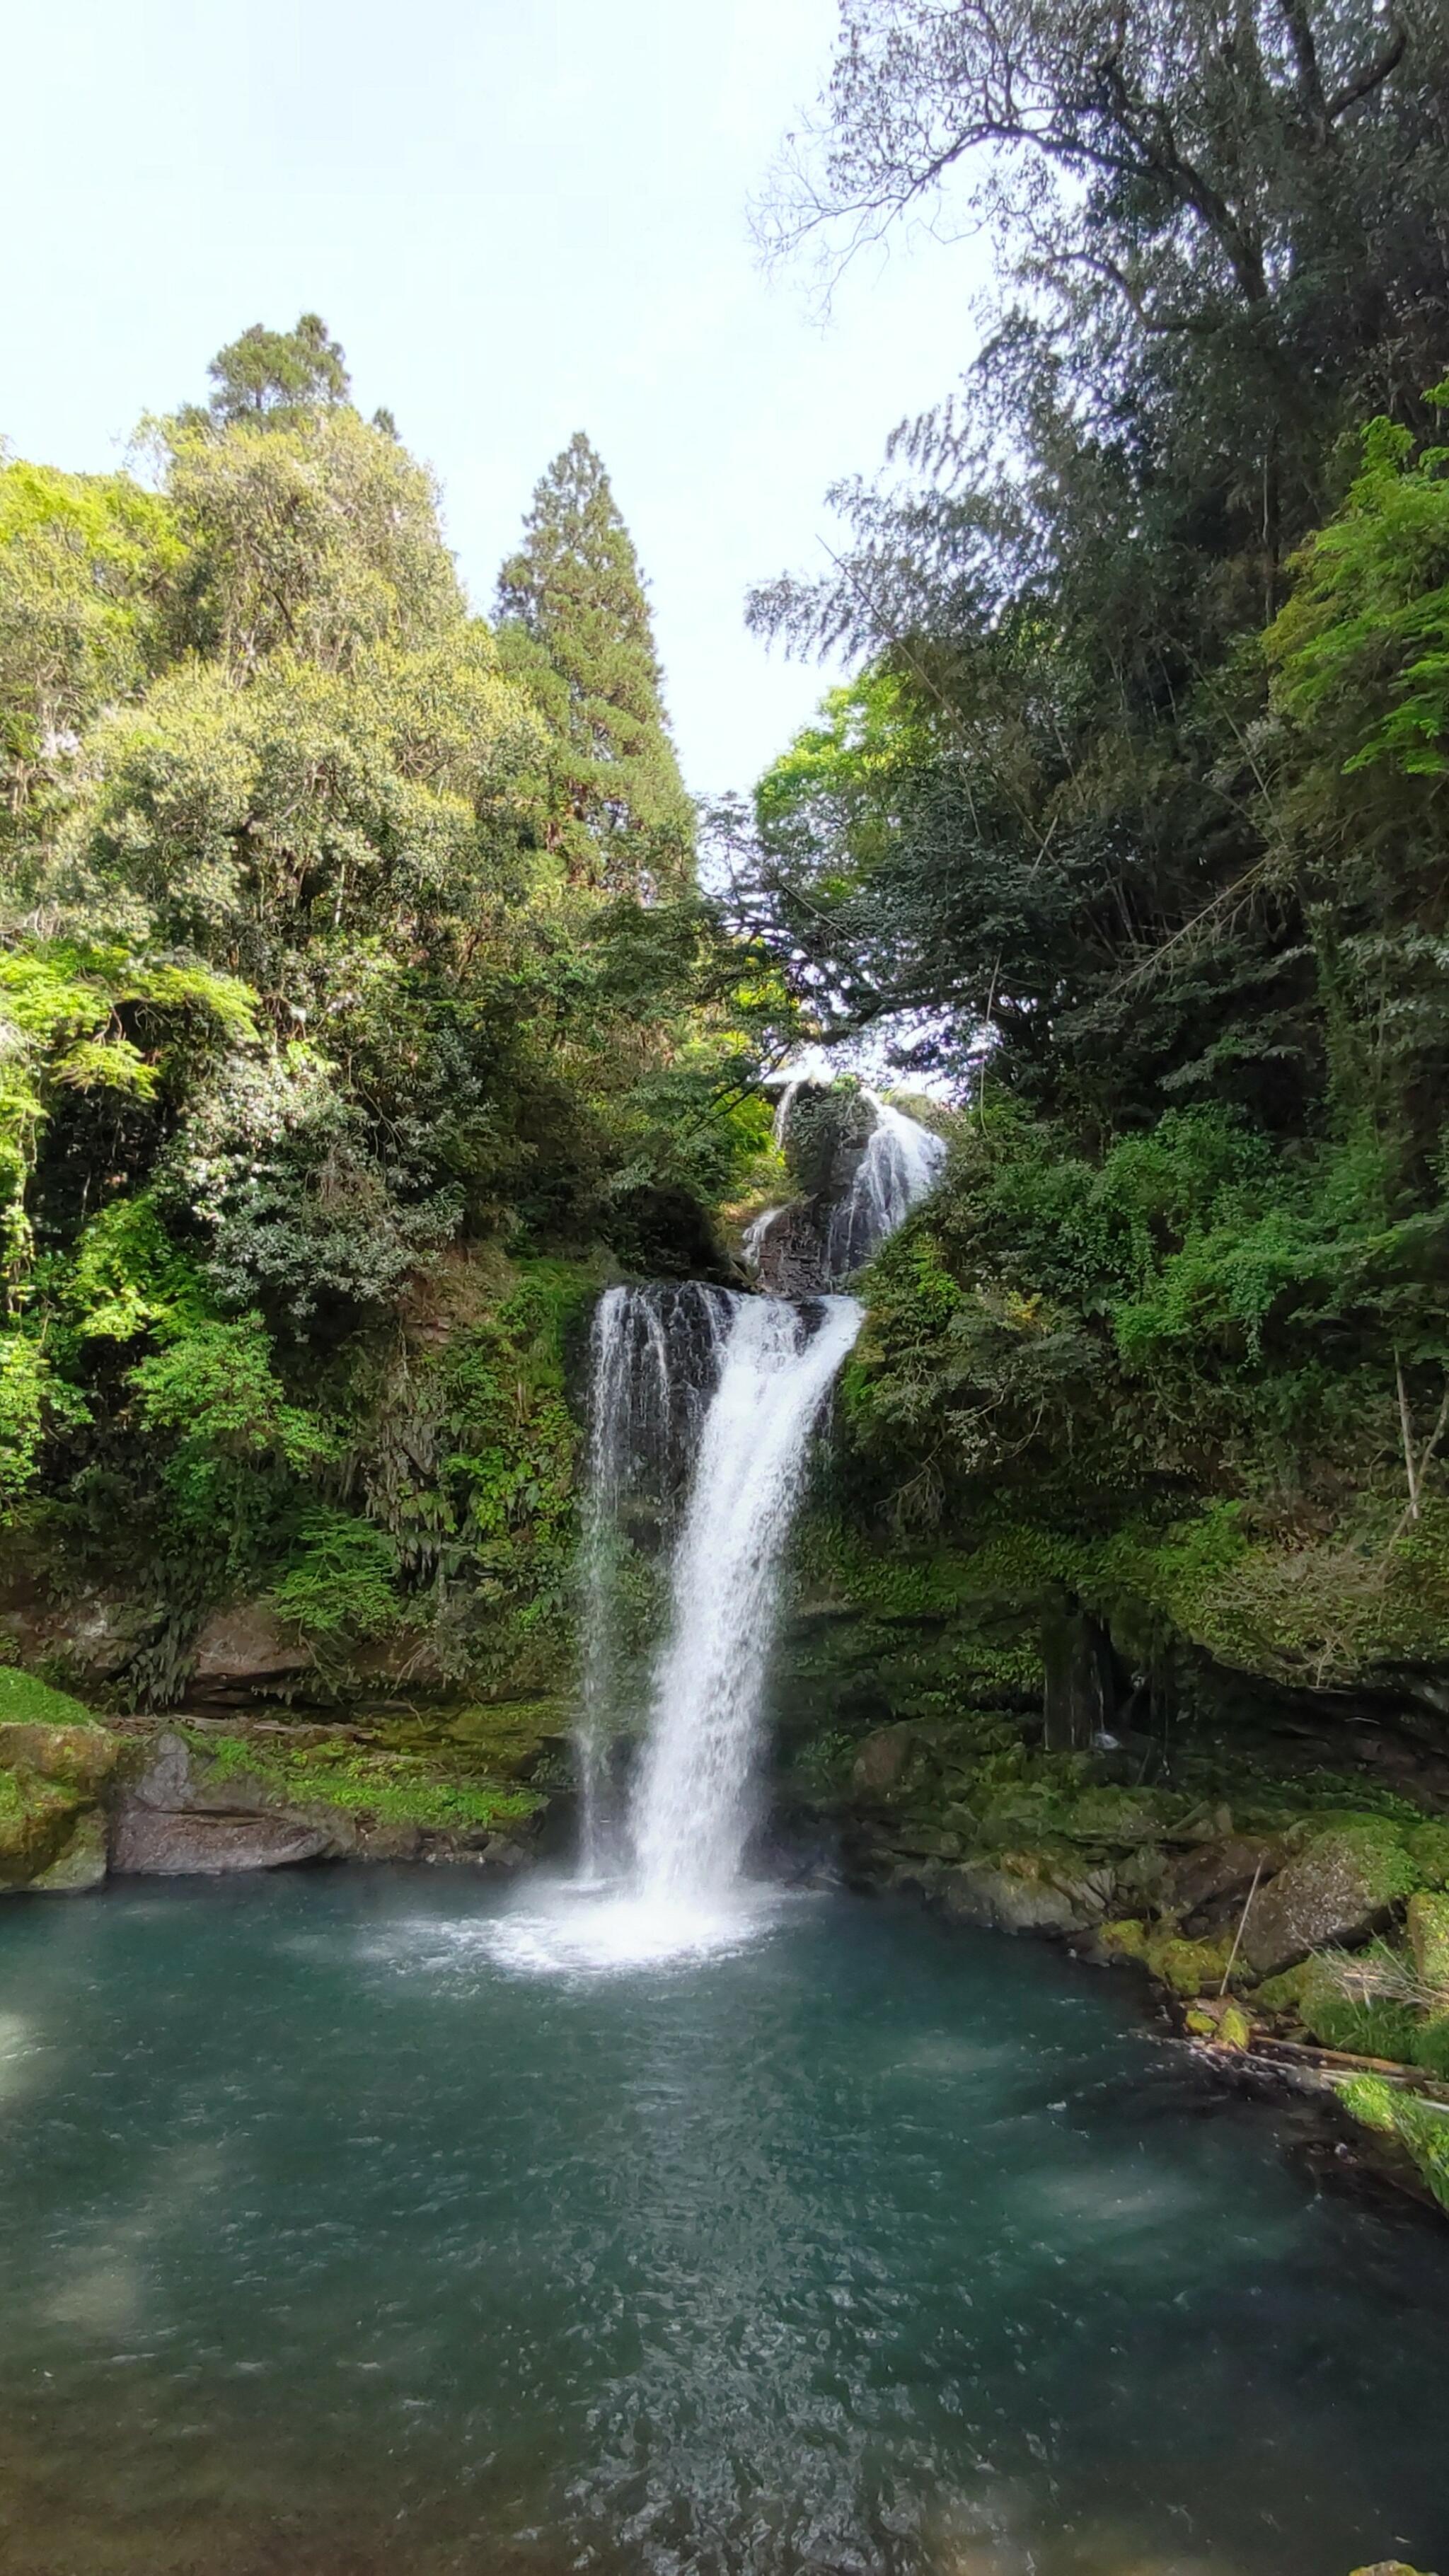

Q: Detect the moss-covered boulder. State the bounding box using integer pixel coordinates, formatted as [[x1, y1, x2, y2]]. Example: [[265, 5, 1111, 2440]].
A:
[[29, 1807, 108, 1891], [1405, 1820, 1449, 1890], [1145, 1931, 1237, 1997], [1337, 2073, 1449, 2214], [1184, 1996, 1252, 2049], [111, 1720, 548, 1877], [1298, 1953, 1422, 2061], [1241, 1823, 1420, 1977], [1252, 1958, 1315, 2016], [0, 1670, 119, 1893], [1407, 1891, 1449, 1994], [937, 1847, 1109, 1936]]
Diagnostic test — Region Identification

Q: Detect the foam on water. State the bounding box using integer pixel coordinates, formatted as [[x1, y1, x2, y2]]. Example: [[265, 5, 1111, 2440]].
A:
[[478, 1873, 790, 1977]]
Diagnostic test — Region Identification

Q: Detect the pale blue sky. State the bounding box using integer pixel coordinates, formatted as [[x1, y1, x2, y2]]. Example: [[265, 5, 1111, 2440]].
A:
[[1, 0, 986, 797]]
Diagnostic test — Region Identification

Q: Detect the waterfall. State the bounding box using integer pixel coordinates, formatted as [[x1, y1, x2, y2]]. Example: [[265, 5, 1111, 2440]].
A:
[[824, 1091, 948, 1282], [575, 1284, 734, 1876], [740, 1204, 782, 1272], [630, 1293, 862, 1899], [495, 1085, 945, 1971]]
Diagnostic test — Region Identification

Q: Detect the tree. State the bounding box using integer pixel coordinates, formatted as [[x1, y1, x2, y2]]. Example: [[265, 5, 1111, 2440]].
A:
[[763, 1, 1449, 615], [205, 313, 351, 427], [163, 406, 464, 675], [496, 432, 693, 894], [0, 460, 181, 865]]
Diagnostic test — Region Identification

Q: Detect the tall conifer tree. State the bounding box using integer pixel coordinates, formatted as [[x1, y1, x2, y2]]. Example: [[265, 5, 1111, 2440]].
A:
[[496, 433, 692, 894]]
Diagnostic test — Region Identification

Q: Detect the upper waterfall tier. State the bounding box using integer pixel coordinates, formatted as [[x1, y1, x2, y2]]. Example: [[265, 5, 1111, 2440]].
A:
[[745, 1082, 947, 1293]]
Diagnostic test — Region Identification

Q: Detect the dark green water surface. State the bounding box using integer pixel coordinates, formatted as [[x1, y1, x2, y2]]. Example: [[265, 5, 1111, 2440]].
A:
[[1, 1868, 1445, 2575]]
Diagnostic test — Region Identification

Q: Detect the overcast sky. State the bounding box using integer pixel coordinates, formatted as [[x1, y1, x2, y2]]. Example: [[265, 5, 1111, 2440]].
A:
[[1, 0, 988, 799]]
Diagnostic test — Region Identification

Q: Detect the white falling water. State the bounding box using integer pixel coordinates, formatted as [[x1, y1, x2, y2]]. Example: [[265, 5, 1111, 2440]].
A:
[[630, 1293, 862, 1902], [575, 1283, 733, 1878], [486, 1087, 945, 1973], [824, 1091, 948, 1281], [740, 1205, 783, 1271], [770, 1077, 806, 1152]]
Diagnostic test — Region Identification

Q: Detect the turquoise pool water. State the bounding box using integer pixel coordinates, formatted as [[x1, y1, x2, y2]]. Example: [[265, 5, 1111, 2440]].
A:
[[0, 1868, 1445, 2575]]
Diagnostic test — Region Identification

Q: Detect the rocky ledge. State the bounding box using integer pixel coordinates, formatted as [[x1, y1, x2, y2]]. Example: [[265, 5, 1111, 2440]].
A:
[[0, 1668, 567, 1893]]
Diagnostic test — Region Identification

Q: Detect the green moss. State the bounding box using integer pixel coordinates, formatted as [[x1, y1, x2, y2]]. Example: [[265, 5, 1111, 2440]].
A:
[[1339, 2074, 1449, 2214], [1337, 2071, 1401, 2135], [0, 1763, 82, 1881], [0, 1667, 100, 1727], [180, 1727, 541, 1833], [1098, 1918, 1150, 1959], [1186, 1997, 1252, 2047], [1056, 1785, 1170, 1845], [1253, 1960, 1315, 2016], [1145, 1931, 1236, 1997], [1302, 1987, 1421, 2062], [1407, 1890, 1449, 1991], [1408, 2016, 1449, 2080], [1405, 1820, 1449, 1890]]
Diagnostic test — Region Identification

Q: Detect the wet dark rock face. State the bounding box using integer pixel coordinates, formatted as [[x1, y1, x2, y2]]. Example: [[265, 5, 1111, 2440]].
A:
[[749, 1082, 875, 1296]]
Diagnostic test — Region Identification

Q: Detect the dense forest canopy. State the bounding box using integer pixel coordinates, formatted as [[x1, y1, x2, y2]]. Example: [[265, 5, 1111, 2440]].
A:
[[0, 318, 786, 1693], [4, 0, 1448, 1714], [727, 0, 1449, 1663]]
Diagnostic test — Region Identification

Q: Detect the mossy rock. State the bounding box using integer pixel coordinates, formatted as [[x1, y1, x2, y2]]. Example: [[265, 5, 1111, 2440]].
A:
[[176, 1726, 545, 1839], [0, 1765, 86, 1887], [1241, 1823, 1421, 1977], [0, 1719, 119, 1798], [1338, 2074, 1449, 2214], [1143, 1931, 1236, 1998], [434, 1699, 566, 1777], [1404, 1820, 1449, 1890], [1252, 1959, 1315, 2017], [1348, 2563, 1436, 2576], [1097, 1917, 1150, 1960], [1298, 1953, 1421, 2063], [1184, 1996, 1252, 2050], [29, 1807, 108, 1893], [1407, 1890, 1449, 1994], [1055, 1785, 1170, 1847]]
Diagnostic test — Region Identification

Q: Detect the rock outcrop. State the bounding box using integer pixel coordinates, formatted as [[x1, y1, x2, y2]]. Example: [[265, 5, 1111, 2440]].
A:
[[1240, 1823, 1420, 1976], [0, 1679, 122, 1897], [110, 1733, 342, 1874]]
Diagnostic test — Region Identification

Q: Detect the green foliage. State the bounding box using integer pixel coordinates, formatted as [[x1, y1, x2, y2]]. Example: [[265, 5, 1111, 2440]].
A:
[[739, 13, 1449, 1716], [269, 1507, 403, 1640], [0, 458, 182, 862], [497, 431, 693, 894], [0, 1666, 98, 1726], [1338, 2072, 1449, 2212], [180, 1726, 539, 1833], [1269, 390, 1449, 782], [1299, 1952, 1423, 2062], [0, 319, 774, 1683], [0, 1330, 51, 1515], [204, 313, 351, 427]]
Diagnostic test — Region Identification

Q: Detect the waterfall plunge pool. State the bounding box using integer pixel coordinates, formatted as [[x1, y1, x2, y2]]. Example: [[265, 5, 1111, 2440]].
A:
[[2, 1866, 1447, 2576]]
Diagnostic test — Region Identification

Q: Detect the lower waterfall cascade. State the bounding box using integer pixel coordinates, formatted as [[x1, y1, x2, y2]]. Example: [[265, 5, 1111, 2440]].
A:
[[530, 1082, 948, 1964]]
